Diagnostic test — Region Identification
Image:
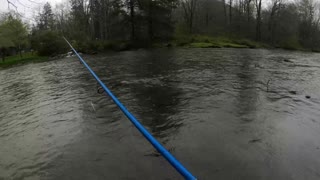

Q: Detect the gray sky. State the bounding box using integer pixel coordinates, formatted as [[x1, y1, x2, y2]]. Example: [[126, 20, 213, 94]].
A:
[[0, 0, 65, 23]]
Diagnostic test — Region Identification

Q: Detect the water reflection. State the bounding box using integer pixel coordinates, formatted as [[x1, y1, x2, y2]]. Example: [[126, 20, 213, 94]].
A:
[[234, 51, 259, 122], [128, 49, 183, 139]]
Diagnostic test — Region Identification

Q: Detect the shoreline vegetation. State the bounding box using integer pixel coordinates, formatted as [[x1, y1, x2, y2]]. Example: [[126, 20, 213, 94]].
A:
[[61, 34, 320, 53], [1, 34, 318, 69], [0, 52, 48, 69], [2, 0, 320, 69], [70, 34, 318, 53]]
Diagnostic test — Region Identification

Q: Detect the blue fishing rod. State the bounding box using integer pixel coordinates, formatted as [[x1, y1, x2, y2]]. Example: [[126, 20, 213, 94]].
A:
[[63, 37, 197, 180]]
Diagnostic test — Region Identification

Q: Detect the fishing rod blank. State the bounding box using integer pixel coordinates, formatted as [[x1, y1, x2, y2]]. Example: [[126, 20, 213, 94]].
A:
[[63, 37, 197, 180]]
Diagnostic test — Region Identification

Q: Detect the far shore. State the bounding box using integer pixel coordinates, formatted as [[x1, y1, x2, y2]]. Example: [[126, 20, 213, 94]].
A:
[[1, 43, 318, 70]]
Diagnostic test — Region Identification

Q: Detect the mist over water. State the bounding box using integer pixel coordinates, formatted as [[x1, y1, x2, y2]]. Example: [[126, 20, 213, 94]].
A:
[[1, 48, 320, 180]]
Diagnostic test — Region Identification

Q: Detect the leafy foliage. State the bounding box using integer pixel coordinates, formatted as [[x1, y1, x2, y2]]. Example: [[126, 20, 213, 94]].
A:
[[31, 30, 68, 56], [0, 14, 28, 49], [3, 0, 320, 56], [31, 3, 68, 56]]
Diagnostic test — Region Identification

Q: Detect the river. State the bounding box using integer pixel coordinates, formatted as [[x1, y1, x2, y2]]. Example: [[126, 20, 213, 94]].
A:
[[1, 48, 320, 180]]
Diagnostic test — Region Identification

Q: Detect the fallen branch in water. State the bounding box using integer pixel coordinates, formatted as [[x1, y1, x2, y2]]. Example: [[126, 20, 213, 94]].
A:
[[266, 78, 271, 92]]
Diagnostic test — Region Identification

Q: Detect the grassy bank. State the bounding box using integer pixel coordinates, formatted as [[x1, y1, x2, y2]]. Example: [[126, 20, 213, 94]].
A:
[[172, 35, 270, 49], [64, 35, 307, 52], [171, 35, 320, 52], [0, 52, 48, 69], [0, 36, 313, 70], [70, 35, 270, 52]]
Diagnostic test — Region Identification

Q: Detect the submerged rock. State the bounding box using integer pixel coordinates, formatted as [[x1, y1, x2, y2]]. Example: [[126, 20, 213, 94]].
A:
[[289, 91, 297, 95], [249, 138, 262, 143], [283, 59, 293, 63]]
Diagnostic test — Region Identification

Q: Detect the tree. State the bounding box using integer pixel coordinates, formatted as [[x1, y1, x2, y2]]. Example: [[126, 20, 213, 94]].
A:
[[0, 14, 28, 59], [229, 0, 233, 24], [223, 0, 227, 24], [268, 0, 283, 44], [54, 3, 70, 35], [30, 2, 69, 56], [181, 0, 198, 33], [297, 0, 315, 48], [255, 0, 262, 40], [127, 0, 136, 41], [38, 2, 55, 30], [244, 0, 252, 22], [0, 13, 16, 62], [6, 0, 320, 54], [32, 30, 68, 56], [0, 32, 14, 61], [69, 0, 90, 40]]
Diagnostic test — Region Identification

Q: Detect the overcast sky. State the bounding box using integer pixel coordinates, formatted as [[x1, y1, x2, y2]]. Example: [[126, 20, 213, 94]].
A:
[[0, 0, 65, 23]]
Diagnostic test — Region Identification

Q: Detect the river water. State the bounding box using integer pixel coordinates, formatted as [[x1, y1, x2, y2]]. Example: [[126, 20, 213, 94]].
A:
[[1, 48, 320, 180]]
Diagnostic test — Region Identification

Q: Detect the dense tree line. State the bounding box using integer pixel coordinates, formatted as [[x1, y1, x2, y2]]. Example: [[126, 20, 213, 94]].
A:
[[1, 0, 320, 56]]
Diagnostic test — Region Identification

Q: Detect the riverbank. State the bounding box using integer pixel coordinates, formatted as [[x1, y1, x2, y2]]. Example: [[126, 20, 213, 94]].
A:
[[0, 53, 48, 69], [75, 36, 271, 52], [171, 35, 320, 52], [82, 35, 309, 51], [171, 35, 270, 49], [0, 36, 317, 70]]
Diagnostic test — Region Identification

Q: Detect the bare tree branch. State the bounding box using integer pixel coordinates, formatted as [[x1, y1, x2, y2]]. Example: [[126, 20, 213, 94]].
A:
[[7, 0, 18, 10], [26, 0, 43, 4], [16, 0, 32, 9]]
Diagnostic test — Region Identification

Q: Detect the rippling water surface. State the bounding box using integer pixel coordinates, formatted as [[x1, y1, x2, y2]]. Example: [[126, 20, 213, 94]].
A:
[[1, 48, 320, 180]]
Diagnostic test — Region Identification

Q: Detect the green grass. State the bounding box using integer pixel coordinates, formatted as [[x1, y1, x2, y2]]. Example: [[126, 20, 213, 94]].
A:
[[173, 34, 269, 49], [189, 42, 222, 48], [0, 52, 48, 68]]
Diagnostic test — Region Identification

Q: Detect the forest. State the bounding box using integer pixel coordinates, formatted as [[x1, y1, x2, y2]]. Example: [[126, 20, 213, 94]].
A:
[[1, 0, 320, 57]]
